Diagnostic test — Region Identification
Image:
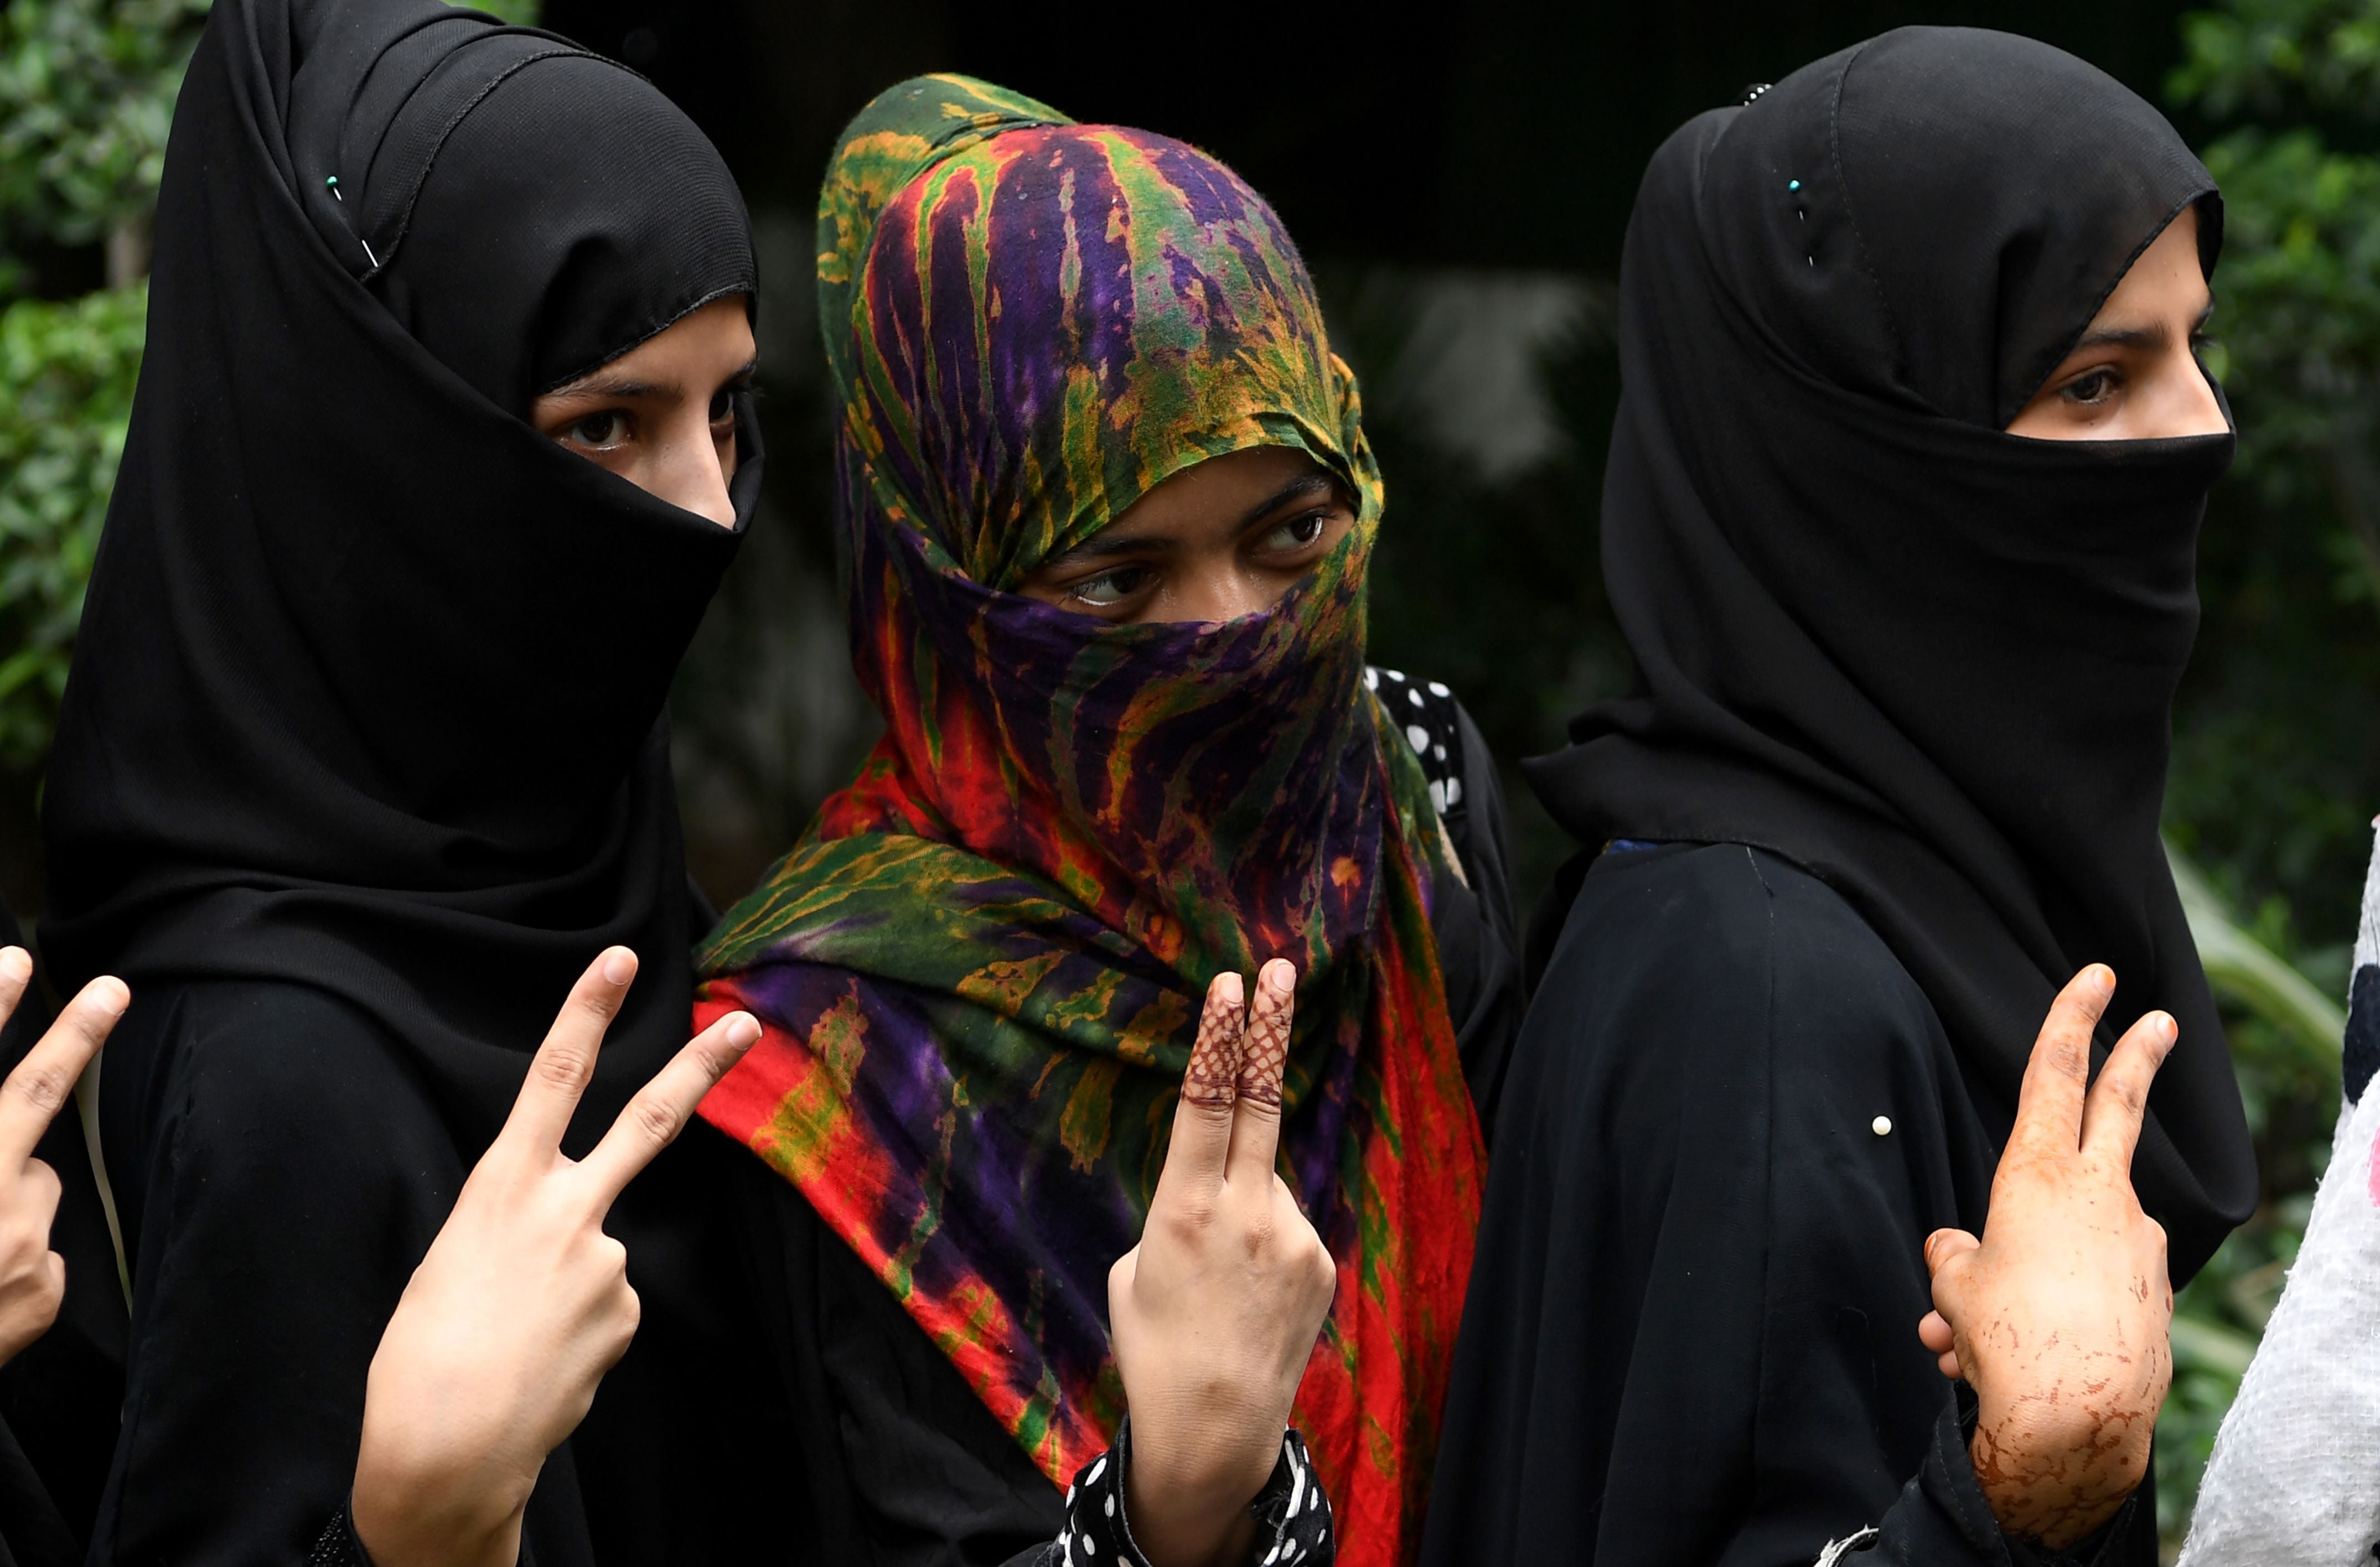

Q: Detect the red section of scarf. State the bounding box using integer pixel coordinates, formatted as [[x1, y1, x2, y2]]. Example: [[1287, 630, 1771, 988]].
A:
[[698, 806, 1482, 1567]]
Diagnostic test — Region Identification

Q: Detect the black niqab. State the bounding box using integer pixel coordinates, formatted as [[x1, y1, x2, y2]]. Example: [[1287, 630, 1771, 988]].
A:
[[42, 0, 758, 1153], [1524, 26, 2256, 1279]]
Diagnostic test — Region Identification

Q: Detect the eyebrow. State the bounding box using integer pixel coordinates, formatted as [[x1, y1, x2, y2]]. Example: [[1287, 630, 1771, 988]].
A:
[[2068, 298, 2216, 356], [1042, 470, 1343, 568], [547, 356, 759, 403]]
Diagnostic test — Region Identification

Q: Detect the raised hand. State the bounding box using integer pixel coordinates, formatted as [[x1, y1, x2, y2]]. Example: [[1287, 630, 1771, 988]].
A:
[[351, 948, 758, 1567], [1917, 964, 2175, 1548], [1110, 960, 1339, 1567], [0, 947, 123, 1367]]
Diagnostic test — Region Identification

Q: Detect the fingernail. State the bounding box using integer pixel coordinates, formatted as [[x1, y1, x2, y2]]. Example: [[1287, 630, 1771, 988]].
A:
[[94, 977, 130, 1016], [1212, 971, 1244, 1009], [0, 948, 29, 984], [726, 1013, 760, 1050], [2087, 965, 2114, 1000], [603, 948, 637, 986], [2151, 1013, 2177, 1051], [1261, 958, 1296, 997]]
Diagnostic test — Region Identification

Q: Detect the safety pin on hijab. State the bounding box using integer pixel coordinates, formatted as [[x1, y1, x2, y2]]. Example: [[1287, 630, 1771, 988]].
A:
[[324, 176, 380, 268]]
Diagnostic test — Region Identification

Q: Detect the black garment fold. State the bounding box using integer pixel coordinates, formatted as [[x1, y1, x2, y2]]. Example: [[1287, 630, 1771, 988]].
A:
[[1522, 26, 2254, 1279]]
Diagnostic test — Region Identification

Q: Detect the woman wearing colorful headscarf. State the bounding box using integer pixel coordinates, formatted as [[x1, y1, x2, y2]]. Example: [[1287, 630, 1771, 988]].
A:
[[687, 75, 1517, 1567], [1425, 27, 2258, 1566]]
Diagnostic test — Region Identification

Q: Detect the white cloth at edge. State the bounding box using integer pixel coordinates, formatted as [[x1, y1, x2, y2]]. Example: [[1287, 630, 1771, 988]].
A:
[[2177, 819, 2380, 1565]]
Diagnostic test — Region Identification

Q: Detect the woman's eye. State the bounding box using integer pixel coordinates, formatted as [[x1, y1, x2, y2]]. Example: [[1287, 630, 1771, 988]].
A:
[[2062, 369, 2120, 406], [568, 411, 629, 447], [1068, 566, 1151, 606], [710, 389, 736, 425], [1260, 512, 1329, 553]]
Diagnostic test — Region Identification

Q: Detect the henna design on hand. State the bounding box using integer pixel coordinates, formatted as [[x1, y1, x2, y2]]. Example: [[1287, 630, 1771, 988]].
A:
[[1184, 980, 1245, 1108], [1238, 963, 1292, 1108]]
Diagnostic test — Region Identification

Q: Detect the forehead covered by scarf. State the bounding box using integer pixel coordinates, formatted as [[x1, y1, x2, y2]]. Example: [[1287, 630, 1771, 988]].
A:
[[807, 76, 1393, 985], [694, 76, 1482, 1563], [818, 75, 1378, 589]]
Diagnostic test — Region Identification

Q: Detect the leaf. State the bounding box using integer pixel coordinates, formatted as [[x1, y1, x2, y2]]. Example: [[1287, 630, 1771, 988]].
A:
[[2169, 836, 2348, 1067]]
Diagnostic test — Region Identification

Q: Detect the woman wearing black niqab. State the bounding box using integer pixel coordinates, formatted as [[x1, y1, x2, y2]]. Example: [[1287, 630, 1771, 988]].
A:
[[1424, 27, 2257, 1566], [38, 0, 787, 1558]]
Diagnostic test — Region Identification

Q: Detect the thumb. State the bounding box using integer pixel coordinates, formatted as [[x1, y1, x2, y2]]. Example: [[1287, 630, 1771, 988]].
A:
[[1923, 1227, 1980, 1317], [1923, 1226, 1979, 1275], [1923, 1230, 1982, 1382]]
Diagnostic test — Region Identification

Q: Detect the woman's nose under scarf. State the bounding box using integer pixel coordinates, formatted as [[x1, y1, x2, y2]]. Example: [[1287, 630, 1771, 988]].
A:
[[694, 75, 1483, 1565], [1523, 25, 2257, 1281]]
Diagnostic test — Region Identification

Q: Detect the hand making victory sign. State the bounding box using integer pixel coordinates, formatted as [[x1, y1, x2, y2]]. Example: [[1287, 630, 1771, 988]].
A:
[[1110, 959, 1340, 1567], [0, 946, 122, 1369], [1919, 964, 2178, 1549], [351, 948, 759, 1567]]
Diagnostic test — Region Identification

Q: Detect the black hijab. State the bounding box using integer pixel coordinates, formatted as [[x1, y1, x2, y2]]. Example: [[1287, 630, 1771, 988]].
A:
[[1525, 26, 2257, 1280], [40, 0, 758, 1153]]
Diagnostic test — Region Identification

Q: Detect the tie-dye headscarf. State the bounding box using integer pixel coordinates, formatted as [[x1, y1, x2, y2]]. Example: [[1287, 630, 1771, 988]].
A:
[[694, 75, 1483, 1562]]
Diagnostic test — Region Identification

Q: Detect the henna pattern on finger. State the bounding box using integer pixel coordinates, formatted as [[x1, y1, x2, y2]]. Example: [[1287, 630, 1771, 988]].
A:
[[1239, 977, 1292, 1108], [1183, 983, 1244, 1108]]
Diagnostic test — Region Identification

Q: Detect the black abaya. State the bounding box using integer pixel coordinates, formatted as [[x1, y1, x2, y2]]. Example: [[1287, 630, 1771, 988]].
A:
[[37, 0, 782, 1557], [1426, 845, 2146, 1565], [1518, 26, 2254, 1277], [1429, 26, 2252, 1566]]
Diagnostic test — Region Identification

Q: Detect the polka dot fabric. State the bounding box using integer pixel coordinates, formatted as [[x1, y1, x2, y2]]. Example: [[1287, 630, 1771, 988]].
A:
[[1367, 667, 1466, 823], [312, 1423, 1339, 1566], [308, 1506, 369, 1566], [1037, 1421, 1335, 1567]]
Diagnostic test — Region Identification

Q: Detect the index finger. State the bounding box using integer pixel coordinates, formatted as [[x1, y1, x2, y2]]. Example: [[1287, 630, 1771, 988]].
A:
[[1158, 973, 1246, 1200], [2078, 1008, 2177, 1170], [0, 948, 30, 1035], [500, 947, 638, 1157], [577, 1010, 762, 1203], [0, 974, 127, 1167], [1225, 958, 1294, 1188], [2007, 964, 2113, 1160]]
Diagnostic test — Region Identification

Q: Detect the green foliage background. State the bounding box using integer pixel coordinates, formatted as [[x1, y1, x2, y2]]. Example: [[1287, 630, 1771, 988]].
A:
[[2141, 1, 2380, 1538], [0, 0, 200, 769], [0, 283, 139, 766], [0, 0, 2372, 1550]]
